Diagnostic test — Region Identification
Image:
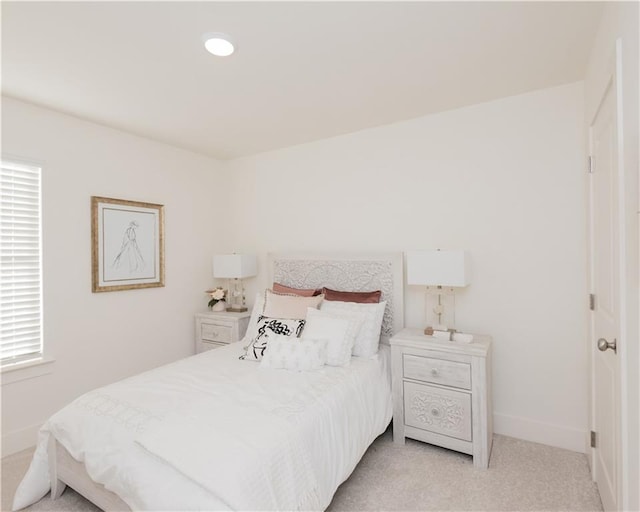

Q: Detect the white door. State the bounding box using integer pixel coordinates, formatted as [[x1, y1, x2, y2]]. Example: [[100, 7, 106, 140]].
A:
[[589, 76, 620, 512]]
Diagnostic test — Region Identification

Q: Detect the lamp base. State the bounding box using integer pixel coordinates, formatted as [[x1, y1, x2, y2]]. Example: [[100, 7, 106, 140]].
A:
[[425, 288, 455, 331], [226, 306, 248, 313]]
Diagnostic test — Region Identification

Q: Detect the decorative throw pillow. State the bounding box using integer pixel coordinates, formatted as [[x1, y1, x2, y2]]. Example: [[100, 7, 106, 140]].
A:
[[322, 287, 382, 304], [260, 335, 328, 371], [262, 289, 324, 319], [319, 301, 386, 358], [240, 316, 305, 362], [302, 308, 364, 367], [272, 283, 322, 297]]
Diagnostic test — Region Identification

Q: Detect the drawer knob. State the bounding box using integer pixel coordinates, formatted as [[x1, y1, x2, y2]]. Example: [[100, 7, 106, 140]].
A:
[[431, 368, 439, 376], [431, 408, 440, 417]]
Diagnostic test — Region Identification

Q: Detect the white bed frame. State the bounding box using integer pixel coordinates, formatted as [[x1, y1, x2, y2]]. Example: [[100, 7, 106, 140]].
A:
[[48, 252, 404, 511], [48, 437, 129, 511]]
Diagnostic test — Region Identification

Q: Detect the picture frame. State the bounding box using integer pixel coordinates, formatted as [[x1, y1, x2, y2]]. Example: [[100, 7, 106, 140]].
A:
[[91, 196, 165, 292]]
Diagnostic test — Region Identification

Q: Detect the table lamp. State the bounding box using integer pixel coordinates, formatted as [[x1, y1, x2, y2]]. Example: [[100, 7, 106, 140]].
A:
[[406, 250, 470, 333], [212, 254, 257, 312]]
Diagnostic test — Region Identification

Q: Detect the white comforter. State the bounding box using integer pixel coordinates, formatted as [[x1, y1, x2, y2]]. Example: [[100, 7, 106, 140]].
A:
[[13, 342, 392, 511]]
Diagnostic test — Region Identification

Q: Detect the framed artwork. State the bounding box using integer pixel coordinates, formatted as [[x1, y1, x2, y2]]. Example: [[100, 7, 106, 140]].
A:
[[91, 196, 165, 292]]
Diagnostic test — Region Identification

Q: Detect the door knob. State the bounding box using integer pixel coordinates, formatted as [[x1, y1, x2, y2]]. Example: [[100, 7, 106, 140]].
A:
[[597, 338, 617, 354]]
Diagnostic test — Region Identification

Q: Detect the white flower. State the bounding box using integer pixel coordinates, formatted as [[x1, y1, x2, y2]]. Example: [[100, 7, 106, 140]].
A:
[[211, 288, 225, 300]]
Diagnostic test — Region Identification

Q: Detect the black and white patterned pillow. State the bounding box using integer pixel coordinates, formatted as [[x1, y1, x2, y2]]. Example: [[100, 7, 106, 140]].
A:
[[240, 316, 305, 361]]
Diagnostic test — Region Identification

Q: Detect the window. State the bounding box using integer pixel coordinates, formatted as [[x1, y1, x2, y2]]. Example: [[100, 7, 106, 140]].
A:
[[1, 159, 43, 368]]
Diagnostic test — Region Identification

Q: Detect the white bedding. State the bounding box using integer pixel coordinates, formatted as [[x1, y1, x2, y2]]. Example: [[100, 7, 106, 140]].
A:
[[13, 341, 392, 511]]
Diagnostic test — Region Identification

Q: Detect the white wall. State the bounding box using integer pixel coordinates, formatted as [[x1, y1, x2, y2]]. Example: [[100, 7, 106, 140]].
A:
[[220, 82, 588, 452], [1, 97, 222, 455], [584, 2, 639, 509]]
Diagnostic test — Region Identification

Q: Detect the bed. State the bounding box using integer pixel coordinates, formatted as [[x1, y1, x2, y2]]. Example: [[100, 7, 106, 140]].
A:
[[13, 253, 404, 511]]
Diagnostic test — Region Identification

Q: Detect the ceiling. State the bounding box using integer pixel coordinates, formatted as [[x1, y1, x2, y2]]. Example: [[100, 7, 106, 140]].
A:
[[2, 1, 603, 160]]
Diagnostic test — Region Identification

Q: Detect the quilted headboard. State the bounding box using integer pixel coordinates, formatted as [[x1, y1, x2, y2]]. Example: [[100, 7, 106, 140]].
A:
[[268, 253, 404, 343]]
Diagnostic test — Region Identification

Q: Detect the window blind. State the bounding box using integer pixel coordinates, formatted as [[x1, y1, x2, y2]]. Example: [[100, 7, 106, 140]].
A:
[[0, 160, 42, 366]]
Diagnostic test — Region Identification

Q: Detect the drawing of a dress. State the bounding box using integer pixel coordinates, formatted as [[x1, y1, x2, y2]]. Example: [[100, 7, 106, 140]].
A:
[[112, 221, 145, 272]]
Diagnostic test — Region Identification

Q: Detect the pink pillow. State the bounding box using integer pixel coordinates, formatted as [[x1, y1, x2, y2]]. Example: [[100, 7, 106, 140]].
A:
[[263, 289, 324, 319], [322, 287, 382, 304], [272, 282, 322, 297]]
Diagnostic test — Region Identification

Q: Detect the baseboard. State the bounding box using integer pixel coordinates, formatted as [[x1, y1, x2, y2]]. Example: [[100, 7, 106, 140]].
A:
[[1, 423, 40, 457], [493, 413, 587, 453]]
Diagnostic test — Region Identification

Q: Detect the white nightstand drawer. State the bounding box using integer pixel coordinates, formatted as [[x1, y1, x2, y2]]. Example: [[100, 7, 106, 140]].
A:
[[195, 311, 251, 354], [403, 381, 472, 441], [403, 354, 471, 390], [201, 323, 232, 343]]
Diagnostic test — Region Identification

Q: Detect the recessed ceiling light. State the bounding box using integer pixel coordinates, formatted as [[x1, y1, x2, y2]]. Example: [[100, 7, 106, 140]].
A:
[[203, 32, 235, 57]]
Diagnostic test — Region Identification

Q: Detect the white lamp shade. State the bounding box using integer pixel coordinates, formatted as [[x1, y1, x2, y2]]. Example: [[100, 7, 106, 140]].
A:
[[406, 250, 470, 287], [213, 254, 257, 279]]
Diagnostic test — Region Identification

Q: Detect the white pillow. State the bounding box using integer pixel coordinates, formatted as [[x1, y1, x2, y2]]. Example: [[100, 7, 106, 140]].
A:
[[315, 307, 366, 341], [260, 335, 327, 371], [240, 316, 305, 362], [262, 289, 324, 319], [319, 300, 386, 358], [302, 308, 364, 367]]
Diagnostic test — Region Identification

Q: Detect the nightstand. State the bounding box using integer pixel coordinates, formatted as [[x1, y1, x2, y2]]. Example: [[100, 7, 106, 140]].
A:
[[195, 310, 251, 353], [390, 327, 493, 468]]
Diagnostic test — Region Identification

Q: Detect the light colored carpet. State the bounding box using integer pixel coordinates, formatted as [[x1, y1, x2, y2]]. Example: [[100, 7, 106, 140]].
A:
[[1, 429, 602, 512]]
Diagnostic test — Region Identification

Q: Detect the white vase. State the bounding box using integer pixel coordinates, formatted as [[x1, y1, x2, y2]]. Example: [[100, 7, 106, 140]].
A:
[[211, 301, 226, 312]]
